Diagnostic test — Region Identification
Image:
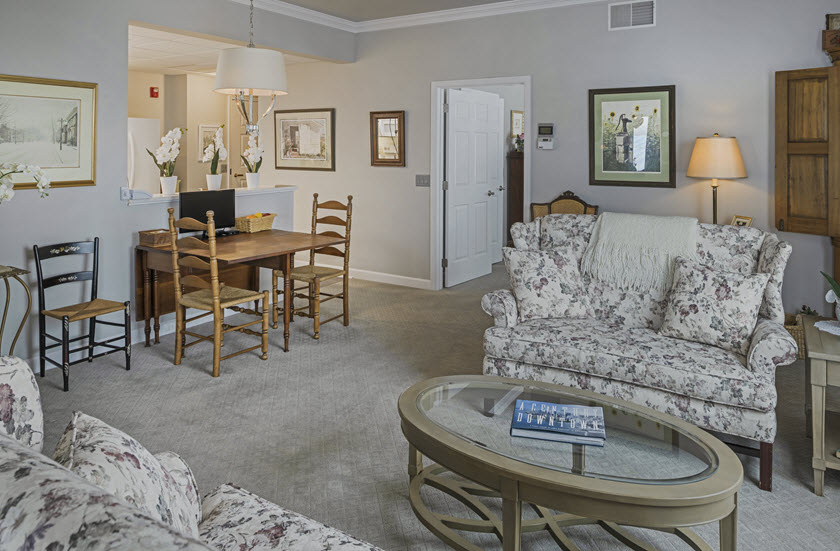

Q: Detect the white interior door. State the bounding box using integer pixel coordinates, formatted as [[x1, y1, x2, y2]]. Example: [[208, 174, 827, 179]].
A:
[[444, 88, 504, 287], [489, 99, 504, 264]]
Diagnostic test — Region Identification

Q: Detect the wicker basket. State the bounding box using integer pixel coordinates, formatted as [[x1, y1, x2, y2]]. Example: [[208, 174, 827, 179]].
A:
[[235, 213, 276, 233], [785, 313, 805, 360]]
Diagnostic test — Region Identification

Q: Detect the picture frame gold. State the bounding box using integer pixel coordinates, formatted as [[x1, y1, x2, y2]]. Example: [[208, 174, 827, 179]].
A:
[[370, 111, 405, 167], [827, 13, 840, 30], [731, 215, 753, 227], [0, 74, 97, 190], [510, 110, 525, 138], [274, 108, 335, 171]]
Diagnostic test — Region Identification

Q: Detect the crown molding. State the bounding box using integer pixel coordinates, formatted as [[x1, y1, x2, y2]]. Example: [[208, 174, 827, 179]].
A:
[[229, 0, 604, 33]]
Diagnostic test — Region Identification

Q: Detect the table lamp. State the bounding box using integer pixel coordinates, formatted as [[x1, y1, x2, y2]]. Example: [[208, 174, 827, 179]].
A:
[[686, 134, 747, 224]]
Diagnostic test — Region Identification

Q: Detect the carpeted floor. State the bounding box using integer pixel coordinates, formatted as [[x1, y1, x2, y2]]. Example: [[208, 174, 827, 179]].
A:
[[38, 265, 840, 550]]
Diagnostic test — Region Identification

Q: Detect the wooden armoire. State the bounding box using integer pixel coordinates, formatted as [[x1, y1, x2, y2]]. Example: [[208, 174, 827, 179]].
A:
[[775, 31, 840, 277]]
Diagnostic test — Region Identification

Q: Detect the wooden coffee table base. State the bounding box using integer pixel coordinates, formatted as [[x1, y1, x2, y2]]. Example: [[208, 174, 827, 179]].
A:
[[408, 452, 736, 551]]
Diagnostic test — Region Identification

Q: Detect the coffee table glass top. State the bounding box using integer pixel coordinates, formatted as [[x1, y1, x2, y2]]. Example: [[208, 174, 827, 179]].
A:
[[417, 380, 718, 485]]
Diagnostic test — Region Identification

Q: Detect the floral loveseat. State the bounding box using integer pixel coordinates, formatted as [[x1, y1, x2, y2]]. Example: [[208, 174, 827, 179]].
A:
[[482, 214, 798, 491], [0, 355, 381, 551]]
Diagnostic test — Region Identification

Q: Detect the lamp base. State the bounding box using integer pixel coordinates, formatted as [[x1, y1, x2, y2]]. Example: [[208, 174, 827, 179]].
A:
[[711, 179, 719, 225]]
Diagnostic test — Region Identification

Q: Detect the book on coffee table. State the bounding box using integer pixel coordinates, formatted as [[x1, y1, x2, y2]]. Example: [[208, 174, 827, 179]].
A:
[[510, 399, 606, 447]]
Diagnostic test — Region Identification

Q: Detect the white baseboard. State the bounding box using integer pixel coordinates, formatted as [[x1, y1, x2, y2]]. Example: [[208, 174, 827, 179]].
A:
[[294, 258, 431, 290]]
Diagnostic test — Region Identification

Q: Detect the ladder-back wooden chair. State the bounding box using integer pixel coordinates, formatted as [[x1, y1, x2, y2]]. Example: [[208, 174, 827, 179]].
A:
[[167, 208, 269, 377], [272, 194, 352, 340], [33, 238, 130, 392], [531, 190, 598, 219]]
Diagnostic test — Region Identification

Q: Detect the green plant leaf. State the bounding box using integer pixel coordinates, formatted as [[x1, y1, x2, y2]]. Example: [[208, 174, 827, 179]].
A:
[[255, 158, 262, 173], [240, 154, 253, 173], [821, 271, 840, 299]]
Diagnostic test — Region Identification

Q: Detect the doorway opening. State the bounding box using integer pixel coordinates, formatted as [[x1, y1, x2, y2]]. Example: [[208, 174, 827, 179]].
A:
[[429, 76, 532, 290]]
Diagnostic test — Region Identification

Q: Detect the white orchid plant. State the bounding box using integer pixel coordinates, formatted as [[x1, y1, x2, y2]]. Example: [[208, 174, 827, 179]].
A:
[[241, 134, 264, 173], [0, 163, 51, 206], [201, 125, 228, 176], [147, 127, 185, 177]]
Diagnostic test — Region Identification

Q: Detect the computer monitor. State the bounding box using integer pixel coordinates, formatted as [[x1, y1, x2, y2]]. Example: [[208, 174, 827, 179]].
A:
[[179, 189, 236, 232]]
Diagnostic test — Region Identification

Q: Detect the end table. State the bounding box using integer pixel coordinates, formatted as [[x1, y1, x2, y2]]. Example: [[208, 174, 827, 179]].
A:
[[0, 265, 32, 357], [802, 315, 840, 495]]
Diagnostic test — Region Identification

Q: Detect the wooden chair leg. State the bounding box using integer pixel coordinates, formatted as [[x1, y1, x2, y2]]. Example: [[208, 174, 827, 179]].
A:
[[174, 305, 184, 365], [61, 316, 70, 392], [312, 278, 321, 340], [38, 314, 46, 377], [271, 270, 279, 329], [212, 309, 222, 377], [88, 316, 96, 362], [759, 442, 773, 492], [343, 274, 349, 326], [261, 291, 269, 360], [308, 282, 315, 318], [220, 309, 225, 347], [123, 302, 131, 371], [288, 274, 294, 323]]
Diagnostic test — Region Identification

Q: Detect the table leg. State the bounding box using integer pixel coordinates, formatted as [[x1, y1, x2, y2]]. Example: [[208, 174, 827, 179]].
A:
[[805, 360, 813, 438], [283, 253, 291, 352], [408, 444, 423, 478], [152, 270, 160, 344], [142, 256, 151, 347], [271, 270, 279, 329], [719, 495, 737, 551], [811, 363, 826, 496], [0, 278, 10, 354], [501, 483, 522, 551]]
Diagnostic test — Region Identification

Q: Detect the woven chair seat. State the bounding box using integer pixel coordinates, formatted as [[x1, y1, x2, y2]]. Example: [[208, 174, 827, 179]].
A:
[[180, 286, 264, 310], [287, 265, 346, 282], [42, 298, 127, 322]]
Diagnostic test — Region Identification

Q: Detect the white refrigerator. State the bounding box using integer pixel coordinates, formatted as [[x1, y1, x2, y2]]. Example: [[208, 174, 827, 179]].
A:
[[127, 118, 162, 195]]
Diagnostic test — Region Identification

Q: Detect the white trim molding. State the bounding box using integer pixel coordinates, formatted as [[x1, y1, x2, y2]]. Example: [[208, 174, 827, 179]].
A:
[[230, 0, 605, 33]]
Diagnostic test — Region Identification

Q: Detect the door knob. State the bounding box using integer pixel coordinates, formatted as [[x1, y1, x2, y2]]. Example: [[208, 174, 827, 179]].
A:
[[487, 190, 496, 196]]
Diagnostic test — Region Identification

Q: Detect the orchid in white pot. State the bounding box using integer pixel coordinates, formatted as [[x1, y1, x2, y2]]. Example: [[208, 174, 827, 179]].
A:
[[822, 271, 840, 321], [202, 125, 227, 190], [0, 163, 50, 206], [147, 127, 185, 195], [241, 134, 264, 189]]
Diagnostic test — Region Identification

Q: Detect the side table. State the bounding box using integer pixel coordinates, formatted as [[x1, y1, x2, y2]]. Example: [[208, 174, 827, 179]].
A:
[[0, 265, 32, 357], [802, 315, 840, 495]]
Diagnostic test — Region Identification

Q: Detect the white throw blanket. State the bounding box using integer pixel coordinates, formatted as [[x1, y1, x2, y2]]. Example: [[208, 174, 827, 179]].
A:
[[581, 212, 698, 292]]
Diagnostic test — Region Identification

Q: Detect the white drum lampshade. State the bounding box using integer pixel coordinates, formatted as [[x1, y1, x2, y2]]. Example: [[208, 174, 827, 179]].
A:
[[214, 47, 288, 96]]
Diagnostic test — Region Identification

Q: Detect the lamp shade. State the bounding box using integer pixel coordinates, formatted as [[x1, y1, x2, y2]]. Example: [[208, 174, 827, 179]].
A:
[[214, 47, 288, 96], [686, 135, 747, 179]]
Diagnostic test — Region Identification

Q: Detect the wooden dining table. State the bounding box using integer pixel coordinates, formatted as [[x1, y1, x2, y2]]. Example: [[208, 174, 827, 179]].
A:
[[136, 229, 346, 352]]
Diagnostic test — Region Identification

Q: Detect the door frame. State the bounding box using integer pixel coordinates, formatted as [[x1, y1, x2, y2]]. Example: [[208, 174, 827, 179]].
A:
[[429, 75, 532, 290]]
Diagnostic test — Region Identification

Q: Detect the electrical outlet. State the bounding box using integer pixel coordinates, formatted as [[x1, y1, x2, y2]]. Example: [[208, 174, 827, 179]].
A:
[[415, 174, 431, 187]]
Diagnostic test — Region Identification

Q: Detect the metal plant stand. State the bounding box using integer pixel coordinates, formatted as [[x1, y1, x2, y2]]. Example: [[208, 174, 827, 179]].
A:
[[0, 265, 32, 357]]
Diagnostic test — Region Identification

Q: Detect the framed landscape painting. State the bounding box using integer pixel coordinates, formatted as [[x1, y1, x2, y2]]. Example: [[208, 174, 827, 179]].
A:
[[589, 85, 675, 188], [274, 108, 335, 171], [0, 74, 97, 189]]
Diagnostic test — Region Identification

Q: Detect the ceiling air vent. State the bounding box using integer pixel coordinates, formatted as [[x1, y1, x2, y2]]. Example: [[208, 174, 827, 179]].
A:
[[609, 0, 655, 30]]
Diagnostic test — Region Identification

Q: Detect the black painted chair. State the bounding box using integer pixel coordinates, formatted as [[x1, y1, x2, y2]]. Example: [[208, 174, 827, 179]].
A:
[[33, 238, 131, 391]]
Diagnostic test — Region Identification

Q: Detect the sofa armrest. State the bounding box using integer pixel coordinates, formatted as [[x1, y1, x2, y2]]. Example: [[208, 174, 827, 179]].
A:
[[748, 317, 798, 376], [482, 290, 519, 328]]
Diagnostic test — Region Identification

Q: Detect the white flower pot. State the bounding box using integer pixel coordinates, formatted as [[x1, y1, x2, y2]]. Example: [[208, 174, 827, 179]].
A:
[[206, 174, 222, 190], [245, 173, 260, 189], [160, 176, 177, 196]]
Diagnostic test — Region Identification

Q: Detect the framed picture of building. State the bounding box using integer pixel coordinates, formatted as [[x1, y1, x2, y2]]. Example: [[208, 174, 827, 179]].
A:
[[198, 124, 222, 161], [589, 85, 675, 188], [370, 111, 405, 167], [274, 108, 335, 171], [0, 74, 97, 189]]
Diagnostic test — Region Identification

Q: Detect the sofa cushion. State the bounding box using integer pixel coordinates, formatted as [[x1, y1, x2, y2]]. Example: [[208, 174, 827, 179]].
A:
[[539, 214, 595, 261], [503, 247, 591, 321], [156, 451, 202, 534], [53, 411, 200, 537], [660, 257, 769, 356], [199, 484, 382, 551], [757, 233, 792, 324], [484, 318, 776, 412], [0, 434, 212, 551], [0, 356, 43, 452]]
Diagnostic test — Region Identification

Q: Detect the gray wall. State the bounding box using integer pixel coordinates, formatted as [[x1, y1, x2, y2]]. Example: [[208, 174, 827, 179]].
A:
[[0, 0, 354, 362], [264, 0, 835, 313]]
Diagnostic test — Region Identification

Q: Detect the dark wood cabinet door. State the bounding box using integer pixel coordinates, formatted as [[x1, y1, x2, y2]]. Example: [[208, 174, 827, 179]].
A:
[[506, 151, 524, 243], [775, 66, 839, 236]]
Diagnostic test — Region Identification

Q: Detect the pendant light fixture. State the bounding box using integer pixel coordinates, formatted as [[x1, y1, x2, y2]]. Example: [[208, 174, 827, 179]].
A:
[[214, 0, 287, 135]]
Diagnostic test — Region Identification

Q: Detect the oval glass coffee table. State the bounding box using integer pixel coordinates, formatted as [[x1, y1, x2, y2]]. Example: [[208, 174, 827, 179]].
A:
[[398, 375, 743, 551]]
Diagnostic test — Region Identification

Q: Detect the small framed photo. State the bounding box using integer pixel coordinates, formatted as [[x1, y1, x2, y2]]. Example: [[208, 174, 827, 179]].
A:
[[198, 124, 222, 160], [731, 215, 753, 227], [827, 13, 840, 30], [370, 111, 405, 167], [510, 110, 525, 138]]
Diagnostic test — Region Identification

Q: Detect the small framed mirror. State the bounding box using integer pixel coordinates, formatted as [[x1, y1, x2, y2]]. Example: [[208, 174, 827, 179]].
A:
[[370, 111, 405, 167]]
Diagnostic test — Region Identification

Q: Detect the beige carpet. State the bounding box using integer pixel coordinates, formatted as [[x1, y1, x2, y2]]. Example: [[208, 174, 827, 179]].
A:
[[38, 265, 840, 550]]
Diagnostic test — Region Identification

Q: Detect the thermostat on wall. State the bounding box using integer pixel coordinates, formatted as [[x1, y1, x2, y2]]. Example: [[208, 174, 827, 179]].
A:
[[537, 123, 554, 150]]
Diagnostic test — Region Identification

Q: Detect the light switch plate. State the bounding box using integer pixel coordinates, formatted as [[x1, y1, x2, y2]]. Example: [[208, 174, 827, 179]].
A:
[[416, 174, 431, 187]]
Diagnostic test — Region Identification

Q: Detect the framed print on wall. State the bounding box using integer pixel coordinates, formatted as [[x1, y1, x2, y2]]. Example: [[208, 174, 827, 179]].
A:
[[198, 124, 222, 160], [0, 74, 97, 189], [511, 110, 525, 138], [370, 111, 405, 167], [274, 108, 335, 171], [589, 85, 675, 188]]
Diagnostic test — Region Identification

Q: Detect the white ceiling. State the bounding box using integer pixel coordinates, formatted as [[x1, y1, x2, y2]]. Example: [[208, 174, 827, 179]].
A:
[[128, 25, 317, 76], [278, 0, 508, 22]]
